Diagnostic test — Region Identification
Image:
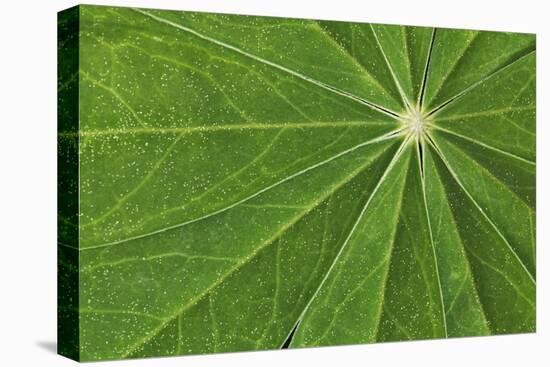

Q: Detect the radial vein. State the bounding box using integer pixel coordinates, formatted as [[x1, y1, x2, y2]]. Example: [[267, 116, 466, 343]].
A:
[[288, 135, 412, 341], [426, 136, 535, 284], [417, 140, 448, 337], [81, 128, 406, 250], [132, 8, 402, 119], [426, 49, 535, 117]]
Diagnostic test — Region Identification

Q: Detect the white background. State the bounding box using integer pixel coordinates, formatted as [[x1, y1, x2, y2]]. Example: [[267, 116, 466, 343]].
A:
[[0, 0, 548, 365]]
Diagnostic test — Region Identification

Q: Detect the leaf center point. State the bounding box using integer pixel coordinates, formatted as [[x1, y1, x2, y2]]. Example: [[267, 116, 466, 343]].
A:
[[402, 107, 428, 140]]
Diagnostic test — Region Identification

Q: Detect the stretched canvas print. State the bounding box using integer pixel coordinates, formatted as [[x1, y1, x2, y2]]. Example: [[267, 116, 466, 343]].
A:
[[58, 4, 536, 362]]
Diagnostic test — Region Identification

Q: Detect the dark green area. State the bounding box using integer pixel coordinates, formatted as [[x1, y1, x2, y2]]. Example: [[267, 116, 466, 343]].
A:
[[57, 5, 80, 361]]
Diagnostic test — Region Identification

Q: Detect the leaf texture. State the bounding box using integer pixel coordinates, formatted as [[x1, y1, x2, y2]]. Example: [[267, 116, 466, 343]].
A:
[[57, 5, 536, 361]]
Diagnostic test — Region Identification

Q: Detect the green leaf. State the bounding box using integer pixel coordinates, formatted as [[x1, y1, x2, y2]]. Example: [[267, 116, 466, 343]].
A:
[[57, 5, 536, 361]]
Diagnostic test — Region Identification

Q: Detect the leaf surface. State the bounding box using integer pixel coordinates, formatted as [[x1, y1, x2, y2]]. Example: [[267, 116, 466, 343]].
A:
[[57, 5, 536, 361]]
